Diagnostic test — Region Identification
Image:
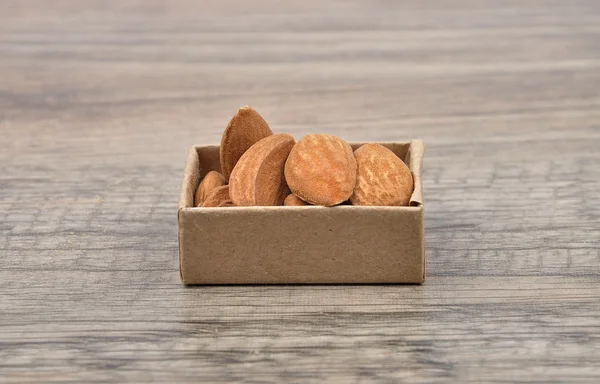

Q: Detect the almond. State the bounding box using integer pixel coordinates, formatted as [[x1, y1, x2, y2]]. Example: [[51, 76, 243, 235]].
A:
[[350, 143, 413, 206], [194, 171, 226, 207], [284, 194, 309, 206], [201, 185, 234, 208], [229, 134, 295, 206], [284, 134, 357, 206], [220, 106, 273, 181]]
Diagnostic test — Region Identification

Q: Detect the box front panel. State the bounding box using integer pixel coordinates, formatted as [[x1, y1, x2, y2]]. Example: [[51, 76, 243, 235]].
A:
[[179, 206, 424, 284]]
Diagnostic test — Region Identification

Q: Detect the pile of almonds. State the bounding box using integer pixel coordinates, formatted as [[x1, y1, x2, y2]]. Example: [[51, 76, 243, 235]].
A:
[[195, 106, 414, 208]]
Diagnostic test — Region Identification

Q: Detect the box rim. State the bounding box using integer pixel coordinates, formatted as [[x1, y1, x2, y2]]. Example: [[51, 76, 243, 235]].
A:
[[181, 205, 423, 212]]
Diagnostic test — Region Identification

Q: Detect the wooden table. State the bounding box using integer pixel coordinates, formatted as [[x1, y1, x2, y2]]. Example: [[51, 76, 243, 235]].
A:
[[2, 1, 599, 382]]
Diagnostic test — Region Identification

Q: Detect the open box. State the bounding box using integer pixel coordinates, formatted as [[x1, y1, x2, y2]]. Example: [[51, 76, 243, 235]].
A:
[[178, 140, 425, 284]]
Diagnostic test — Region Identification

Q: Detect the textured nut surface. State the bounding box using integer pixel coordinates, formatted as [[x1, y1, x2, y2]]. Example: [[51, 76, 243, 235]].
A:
[[220, 106, 273, 181], [284, 194, 309, 206], [350, 143, 414, 206], [229, 134, 295, 206], [194, 171, 226, 207], [201, 185, 234, 208], [285, 134, 357, 206]]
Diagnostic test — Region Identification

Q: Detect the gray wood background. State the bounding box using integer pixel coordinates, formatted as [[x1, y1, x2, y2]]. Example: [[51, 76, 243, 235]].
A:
[[1, 0, 600, 382]]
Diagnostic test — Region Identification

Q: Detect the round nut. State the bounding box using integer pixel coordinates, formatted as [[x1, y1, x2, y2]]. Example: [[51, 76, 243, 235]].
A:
[[201, 185, 234, 208], [229, 134, 296, 206], [285, 134, 357, 206], [195, 171, 226, 207], [350, 143, 414, 206], [284, 194, 309, 206], [220, 106, 273, 181]]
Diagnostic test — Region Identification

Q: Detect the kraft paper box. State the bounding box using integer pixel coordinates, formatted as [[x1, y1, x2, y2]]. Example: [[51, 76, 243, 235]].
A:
[[178, 140, 425, 285]]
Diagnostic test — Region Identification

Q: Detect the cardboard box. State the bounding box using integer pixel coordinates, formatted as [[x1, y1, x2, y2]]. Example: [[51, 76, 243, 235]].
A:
[[178, 140, 425, 285]]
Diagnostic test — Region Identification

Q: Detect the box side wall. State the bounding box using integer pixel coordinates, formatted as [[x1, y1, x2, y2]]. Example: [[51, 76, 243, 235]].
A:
[[349, 142, 410, 161], [407, 140, 425, 206], [178, 147, 201, 210], [178, 148, 201, 281], [195, 145, 222, 179], [180, 206, 424, 284]]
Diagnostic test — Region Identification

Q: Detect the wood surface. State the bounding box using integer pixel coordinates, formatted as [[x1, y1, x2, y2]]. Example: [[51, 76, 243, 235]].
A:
[[1, 0, 600, 382]]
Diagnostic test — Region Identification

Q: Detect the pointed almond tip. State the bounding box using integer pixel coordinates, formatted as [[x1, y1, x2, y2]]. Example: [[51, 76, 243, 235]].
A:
[[235, 105, 254, 117]]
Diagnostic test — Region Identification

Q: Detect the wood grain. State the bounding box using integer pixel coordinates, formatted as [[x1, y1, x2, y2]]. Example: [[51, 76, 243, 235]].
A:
[[1, 0, 600, 382]]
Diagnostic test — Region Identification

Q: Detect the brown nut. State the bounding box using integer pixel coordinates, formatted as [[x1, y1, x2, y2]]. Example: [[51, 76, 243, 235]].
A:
[[201, 185, 234, 208], [350, 143, 414, 206], [220, 106, 273, 181], [194, 171, 226, 207], [284, 134, 357, 206], [217, 200, 236, 207], [284, 194, 309, 206], [229, 134, 295, 206]]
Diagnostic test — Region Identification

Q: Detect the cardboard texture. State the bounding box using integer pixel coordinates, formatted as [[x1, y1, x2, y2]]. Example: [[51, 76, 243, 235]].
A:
[[178, 141, 425, 285]]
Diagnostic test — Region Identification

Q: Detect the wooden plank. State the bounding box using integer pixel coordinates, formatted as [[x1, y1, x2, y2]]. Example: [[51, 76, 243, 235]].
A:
[[1, 0, 600, 382]]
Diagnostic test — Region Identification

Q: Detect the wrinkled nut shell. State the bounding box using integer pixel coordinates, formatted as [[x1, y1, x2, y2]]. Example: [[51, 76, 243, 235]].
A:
[[220, 106, 273, 181], [201, 185, 234, 208], [350, 143, 414, 206], [229, 134, 295, 206], [285, 134, 357, 207], [284, 194, 309, 206], [195, 171, 226, 207]]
